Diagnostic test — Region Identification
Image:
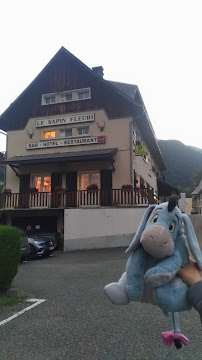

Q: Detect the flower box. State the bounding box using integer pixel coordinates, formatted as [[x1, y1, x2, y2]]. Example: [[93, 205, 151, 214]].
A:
[[87, 184, 99, 193], [29, 187, 38, 194], [55, 186, 67, 194], [3, 188, 12, 195], [122, 184, 133, 192], [87, 189, 98, 194]]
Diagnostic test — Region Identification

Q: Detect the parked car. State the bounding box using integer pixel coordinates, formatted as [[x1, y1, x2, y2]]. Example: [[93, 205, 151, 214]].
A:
[[28, 234, 56, 259], [20, 229, 31, 261]]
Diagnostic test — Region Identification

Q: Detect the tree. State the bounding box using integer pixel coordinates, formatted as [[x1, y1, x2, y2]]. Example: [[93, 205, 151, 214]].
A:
[[0, 226, 21, 291], [0, 166, 4, 182], [177, 186, 193, 198]]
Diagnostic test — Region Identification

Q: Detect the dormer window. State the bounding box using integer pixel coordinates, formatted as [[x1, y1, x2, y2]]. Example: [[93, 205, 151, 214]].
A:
[[78, 89, 90, 100], [66, 93, 72, 101], [41, 88, 91, 105], [45, 96, 55, 104]]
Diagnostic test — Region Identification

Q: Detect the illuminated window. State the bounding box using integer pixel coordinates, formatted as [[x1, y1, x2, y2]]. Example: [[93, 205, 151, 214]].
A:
[[32, 175, 51, 193], [79, 171, 100, 190], [44, 131, 55, 139]]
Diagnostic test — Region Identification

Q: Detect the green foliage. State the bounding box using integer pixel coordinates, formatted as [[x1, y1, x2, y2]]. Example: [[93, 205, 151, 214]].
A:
[[0, 166, 4, 182], [177, 186, 193, 198], [159, 140, 202, 189], [0, 182, 3, 193], [0, 293, 26, 310], [0, 226, 21, 291]]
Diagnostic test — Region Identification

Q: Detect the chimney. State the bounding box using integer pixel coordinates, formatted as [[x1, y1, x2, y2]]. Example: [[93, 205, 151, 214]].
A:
[[92, 66, 104, 78]]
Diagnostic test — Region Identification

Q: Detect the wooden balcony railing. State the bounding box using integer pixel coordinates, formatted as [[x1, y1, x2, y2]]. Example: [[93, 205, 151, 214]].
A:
[[0, 188, 155, 210]]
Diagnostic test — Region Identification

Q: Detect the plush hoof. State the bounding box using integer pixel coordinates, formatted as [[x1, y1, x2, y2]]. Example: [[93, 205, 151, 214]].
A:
[[104, 282, 130, 305]]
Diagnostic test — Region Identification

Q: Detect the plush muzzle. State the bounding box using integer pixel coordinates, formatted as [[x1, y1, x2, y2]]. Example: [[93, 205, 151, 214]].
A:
[[140, 225, 174, 259]]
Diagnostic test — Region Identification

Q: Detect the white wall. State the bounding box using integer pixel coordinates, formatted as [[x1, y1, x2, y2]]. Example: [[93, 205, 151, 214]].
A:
[[64, 206, 147, 251]]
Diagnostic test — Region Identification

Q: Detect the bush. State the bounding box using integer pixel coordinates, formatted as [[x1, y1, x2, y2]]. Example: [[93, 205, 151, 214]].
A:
[[0, 226, 21, 291]]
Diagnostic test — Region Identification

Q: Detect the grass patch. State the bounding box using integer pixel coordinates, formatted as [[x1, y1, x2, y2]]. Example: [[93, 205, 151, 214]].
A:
[[0, 289, 27, 310]]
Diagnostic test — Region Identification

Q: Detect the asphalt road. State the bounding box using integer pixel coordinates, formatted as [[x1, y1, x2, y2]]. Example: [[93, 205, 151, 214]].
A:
[[0, 249, 202, 360]]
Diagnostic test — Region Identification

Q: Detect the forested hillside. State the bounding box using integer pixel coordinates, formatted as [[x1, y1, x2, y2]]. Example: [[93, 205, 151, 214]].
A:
[[158, 140, 202, 189]]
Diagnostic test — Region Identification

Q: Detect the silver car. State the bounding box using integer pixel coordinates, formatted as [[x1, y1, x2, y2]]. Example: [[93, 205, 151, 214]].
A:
[[28, 234, 56, 259], [20, 229, 31, 261]]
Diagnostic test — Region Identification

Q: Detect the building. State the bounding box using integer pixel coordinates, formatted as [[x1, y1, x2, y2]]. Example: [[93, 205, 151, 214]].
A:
[[0, 47, 167, 250], [191, 180, 202, 214]]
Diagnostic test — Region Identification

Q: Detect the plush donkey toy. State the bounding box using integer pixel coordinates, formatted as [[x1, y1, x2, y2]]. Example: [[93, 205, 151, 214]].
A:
[[104, 196, 202, 349]]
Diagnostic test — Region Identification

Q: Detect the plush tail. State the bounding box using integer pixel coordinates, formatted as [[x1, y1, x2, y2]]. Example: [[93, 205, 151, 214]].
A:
[[162, 312, 189, 349]]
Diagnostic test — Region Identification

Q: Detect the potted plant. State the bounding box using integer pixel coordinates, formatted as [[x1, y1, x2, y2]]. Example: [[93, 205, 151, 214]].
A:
[[122, 184, 134, 192], [87, 183, 99, 193], [29, 187, 38, 194], [55, 186, 67, 194], [3, 188, 12, 195]]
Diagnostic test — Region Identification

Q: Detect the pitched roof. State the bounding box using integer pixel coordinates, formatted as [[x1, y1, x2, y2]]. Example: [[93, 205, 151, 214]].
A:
[[108, 81, 138, 101], [0, 47, 138, 124], [157, 178, 180, 196], [0, 46, 165, 170]]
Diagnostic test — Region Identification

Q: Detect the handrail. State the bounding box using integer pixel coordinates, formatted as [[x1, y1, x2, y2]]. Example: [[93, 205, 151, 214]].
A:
[[0, 188, 155, 209]]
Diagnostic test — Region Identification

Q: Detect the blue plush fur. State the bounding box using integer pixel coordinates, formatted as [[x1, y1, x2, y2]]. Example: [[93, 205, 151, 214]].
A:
[[104, 198, 202, 313]]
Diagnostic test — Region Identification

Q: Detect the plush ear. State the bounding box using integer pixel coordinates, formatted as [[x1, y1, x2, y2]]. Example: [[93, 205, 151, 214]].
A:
[[125, 205, 156, 254], [182, 214, 202, 270]]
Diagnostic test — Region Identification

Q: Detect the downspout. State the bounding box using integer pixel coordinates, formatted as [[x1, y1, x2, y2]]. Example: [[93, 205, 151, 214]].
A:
[[129, 119, 136, 186], [0, 130, 7, 186]]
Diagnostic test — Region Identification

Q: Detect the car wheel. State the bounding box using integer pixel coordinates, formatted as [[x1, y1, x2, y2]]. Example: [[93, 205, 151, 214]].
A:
[[43, 251, 50, 258], [29, 245, 37, 260]]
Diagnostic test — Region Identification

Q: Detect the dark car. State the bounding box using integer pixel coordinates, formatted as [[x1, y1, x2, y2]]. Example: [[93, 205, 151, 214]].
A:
[[20, 229, 31, 261], [28, 234, 56, 259]]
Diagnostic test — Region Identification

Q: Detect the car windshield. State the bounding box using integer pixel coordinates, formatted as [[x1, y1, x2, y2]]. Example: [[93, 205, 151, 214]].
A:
[[31, 234, 53, 241]]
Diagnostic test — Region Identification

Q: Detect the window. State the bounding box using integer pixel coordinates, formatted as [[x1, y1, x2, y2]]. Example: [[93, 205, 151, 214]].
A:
[[66, 93, 72, 101], [78, 127, 89, 135], [79, 171, 100, 190], [65, 129, 72, 137], [45, 96, 55, 104], [32, 175, 51, 193], [44, 131, 55, 139], [78, 89, 90, 100], [42, 88, 91, 105]]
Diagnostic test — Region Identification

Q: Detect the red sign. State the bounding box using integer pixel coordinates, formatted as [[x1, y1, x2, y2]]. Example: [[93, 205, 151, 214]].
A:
[[97, 136, 106, 144]]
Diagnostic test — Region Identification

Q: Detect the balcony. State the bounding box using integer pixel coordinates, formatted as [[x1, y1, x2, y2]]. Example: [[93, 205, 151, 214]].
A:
[[0, 188, 155, 210]]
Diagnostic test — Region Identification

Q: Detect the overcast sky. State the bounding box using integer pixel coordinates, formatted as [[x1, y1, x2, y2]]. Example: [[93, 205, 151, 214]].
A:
[[0, 0, 202, 152]]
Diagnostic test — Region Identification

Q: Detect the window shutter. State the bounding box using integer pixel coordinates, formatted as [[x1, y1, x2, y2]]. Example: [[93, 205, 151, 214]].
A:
[[66, 172, 77, 190], [19, 174, 30, 208], [100, 169, 112, 206], [100, 170, 112, 189], [51, 172, 62, 192], [66, 172, 77, 207], [51, 172, 62, 208], [19, 174, 30, 193]]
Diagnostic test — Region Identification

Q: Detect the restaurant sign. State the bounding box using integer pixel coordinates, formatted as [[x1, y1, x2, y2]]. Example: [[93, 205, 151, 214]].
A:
[[26, 136, 106, 150], [35, 113, 94, 128]]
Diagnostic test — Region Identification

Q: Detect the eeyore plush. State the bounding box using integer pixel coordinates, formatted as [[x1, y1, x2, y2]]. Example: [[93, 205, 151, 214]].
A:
[[104, 196, 202, 349]]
